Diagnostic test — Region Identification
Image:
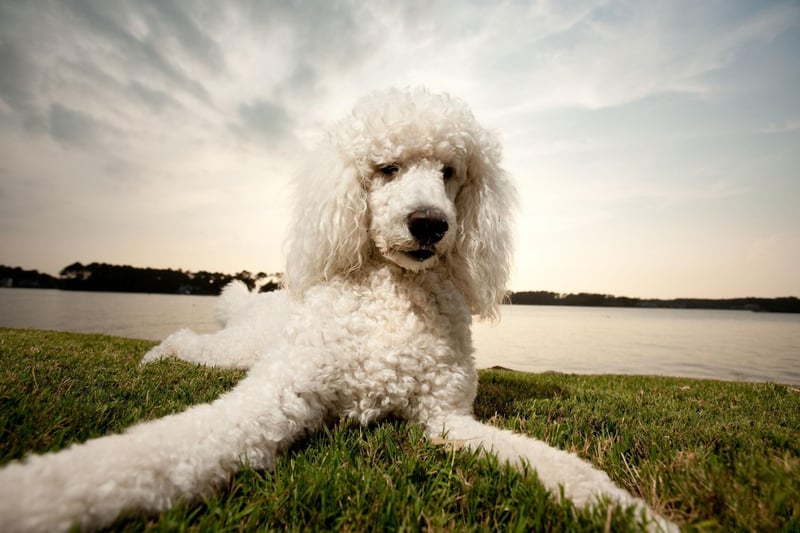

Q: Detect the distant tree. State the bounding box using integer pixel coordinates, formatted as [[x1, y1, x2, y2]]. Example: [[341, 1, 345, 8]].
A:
[[508, 291, 559, 305], [561, 292, 612, 307], [60, 262, 89, 280], [260, 280, 281, 292], [258, 272, 283, 293], [0, 265, 59, 289]]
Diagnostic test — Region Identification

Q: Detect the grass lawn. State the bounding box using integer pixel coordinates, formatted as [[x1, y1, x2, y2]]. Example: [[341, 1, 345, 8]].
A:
[[1, 327, 798, 531]]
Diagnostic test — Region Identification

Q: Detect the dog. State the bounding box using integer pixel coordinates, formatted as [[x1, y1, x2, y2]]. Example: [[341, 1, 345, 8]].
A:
[[0, 88, 676, 532]]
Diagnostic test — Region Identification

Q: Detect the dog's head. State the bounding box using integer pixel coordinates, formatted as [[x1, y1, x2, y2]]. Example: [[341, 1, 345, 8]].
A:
[[285, 88, 515, 319]]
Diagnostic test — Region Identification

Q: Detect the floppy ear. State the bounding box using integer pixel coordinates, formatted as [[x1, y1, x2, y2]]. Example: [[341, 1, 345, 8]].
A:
[[448, 131, 516, 320], [284, 145, 371, 299]]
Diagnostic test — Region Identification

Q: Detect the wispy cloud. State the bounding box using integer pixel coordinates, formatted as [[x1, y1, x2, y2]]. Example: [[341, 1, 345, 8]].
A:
[[760, 119, 800, 133]]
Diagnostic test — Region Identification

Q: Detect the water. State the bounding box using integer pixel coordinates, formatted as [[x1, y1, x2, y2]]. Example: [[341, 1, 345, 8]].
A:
[[0, 288, 219, 341], [1, 288, 798, 385], [472, 306, 800, 385]]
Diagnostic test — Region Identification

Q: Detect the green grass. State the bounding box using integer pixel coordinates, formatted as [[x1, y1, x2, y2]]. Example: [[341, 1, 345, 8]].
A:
[[1, 327, 798, 531]]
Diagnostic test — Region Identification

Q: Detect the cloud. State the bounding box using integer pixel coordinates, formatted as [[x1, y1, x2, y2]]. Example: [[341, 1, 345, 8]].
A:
[[0, 38, 46, 132], [450, 1, 800, 113], [237, 99, 294, 142], [48, 103, 100, 146], [760, 119, 800, 133], [126, 81, 181, 113], [66, 0, 214, 102], [141, 0, 226, 73], [0, 1, 219, 133]]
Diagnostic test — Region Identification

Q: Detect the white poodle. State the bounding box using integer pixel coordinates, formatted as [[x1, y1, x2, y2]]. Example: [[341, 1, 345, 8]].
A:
[[0, 88, 676, 532]]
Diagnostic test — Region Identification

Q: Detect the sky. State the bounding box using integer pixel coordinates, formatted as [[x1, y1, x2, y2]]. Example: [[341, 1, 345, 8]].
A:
[[1, 0, 798, 299]]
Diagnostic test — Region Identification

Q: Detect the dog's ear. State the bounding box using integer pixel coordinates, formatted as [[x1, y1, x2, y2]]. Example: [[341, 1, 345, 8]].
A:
[[284, 146, 370, 298], [448, 130, 516, 320]]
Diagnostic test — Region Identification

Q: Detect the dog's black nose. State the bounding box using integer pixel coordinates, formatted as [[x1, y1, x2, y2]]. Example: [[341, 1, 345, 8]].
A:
[[408, 208, 448, 246]]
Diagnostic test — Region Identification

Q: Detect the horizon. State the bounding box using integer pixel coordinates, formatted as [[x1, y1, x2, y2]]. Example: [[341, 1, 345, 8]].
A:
[[4, 261, 798, 302], [1, 2, 798, 300]]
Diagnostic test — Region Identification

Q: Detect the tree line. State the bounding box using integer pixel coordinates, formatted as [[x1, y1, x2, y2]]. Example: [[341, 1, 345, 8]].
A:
[[0, 265, 60, 289], [2, 264, 798, 312], [1, 263, 281, 295], [508, 290, 800, 313]]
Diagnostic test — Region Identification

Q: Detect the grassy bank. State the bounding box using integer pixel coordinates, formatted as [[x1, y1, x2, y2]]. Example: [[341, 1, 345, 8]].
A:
[[1, 327, 798, 531]]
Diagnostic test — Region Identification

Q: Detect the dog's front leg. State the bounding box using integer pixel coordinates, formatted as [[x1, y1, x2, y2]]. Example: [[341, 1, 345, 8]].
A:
[[0, 358, 326, 533], [427, 413, 678, 533]]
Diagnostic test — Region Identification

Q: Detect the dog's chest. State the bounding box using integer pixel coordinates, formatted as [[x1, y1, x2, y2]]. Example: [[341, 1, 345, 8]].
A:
[[292, 269, 476, 422]]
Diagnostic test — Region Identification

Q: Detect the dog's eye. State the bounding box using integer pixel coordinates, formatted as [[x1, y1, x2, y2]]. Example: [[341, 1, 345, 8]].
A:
[[442, 166, 455, 181], [378, 164, 399, 178]]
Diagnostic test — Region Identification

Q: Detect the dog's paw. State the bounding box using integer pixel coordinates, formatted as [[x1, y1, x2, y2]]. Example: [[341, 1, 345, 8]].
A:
[[140, 329, 196, 365], [140, 344, 171, 364]]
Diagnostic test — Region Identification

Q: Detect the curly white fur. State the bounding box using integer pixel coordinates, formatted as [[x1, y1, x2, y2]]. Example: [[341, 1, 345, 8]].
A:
[[0, 88, 676, 532]]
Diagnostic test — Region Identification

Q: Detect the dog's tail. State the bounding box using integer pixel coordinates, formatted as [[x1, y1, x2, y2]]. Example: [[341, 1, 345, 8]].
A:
[[215, 280, 254, 326]]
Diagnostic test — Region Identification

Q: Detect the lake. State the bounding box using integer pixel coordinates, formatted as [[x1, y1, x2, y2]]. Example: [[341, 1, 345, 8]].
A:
[[1, 288, 798, 385]]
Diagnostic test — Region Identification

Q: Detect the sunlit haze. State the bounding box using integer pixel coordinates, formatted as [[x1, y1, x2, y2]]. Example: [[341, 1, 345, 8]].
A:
[[1, 1, 798, 299]]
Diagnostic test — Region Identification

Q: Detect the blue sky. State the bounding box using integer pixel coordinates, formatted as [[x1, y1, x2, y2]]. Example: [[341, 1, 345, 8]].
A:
[[1, 0, 798, 298]]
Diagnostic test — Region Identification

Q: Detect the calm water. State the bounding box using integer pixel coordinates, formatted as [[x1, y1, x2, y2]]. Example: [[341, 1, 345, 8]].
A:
[[1, 288, 798, 385]]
